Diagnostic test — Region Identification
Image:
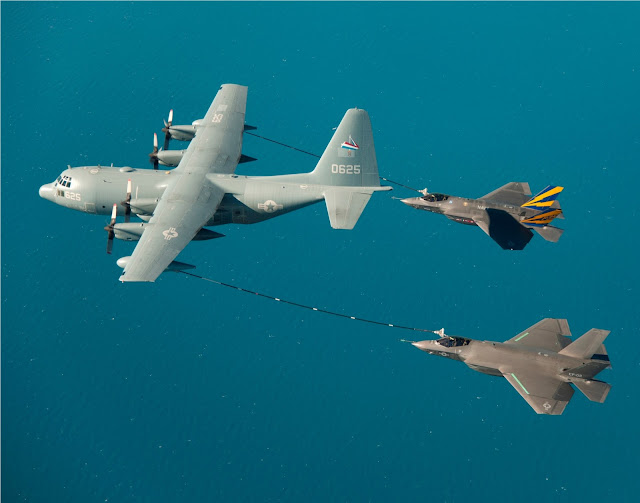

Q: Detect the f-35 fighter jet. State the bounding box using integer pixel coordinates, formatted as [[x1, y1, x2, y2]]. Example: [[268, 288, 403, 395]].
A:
[[411, 319, 611, 415], [401, 182, 564, 250]]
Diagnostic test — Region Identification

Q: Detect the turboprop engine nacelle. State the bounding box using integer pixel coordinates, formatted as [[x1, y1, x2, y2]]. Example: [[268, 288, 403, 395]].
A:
[[113, 222, 225, 242], [156, 149, 186, 167]]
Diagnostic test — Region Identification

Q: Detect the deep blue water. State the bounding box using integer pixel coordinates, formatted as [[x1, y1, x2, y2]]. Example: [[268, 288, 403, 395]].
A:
[[3, 2, 640, 502]]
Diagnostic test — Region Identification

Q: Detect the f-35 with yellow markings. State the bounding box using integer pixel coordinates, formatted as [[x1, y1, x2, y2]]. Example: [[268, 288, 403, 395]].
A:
[[411, 319, 612, 415], [401, 182, 564, 250]]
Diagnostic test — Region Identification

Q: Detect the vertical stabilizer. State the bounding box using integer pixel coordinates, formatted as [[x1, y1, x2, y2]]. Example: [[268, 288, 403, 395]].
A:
[[559, 329, 611, 360], [310, 108, 381, 188], [521, 185, 564, 210]]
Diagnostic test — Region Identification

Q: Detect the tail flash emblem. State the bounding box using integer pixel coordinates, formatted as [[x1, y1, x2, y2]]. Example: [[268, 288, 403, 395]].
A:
[[521, 208, 563, 226], [521, 185, 564, 209], [341, 135, 359, 151]]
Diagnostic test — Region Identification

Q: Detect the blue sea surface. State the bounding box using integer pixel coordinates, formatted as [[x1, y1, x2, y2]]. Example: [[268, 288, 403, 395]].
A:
[[3, 2, 640, 502]]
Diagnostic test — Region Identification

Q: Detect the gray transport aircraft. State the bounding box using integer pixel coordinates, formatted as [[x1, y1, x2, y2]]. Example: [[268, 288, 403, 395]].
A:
[[401, 182, 564, 250], [39, 84, 391, 281], [411, 319, 612, 415]]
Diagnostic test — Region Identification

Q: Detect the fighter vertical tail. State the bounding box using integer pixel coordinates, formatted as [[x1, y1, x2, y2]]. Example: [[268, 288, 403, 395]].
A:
[[559, 329, 611, 360], [521, 185, 564, 210]]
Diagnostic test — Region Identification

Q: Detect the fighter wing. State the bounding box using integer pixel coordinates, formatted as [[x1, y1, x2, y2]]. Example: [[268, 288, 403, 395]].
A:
[[481, 182, 532, 206], [473, 209, 534, 250], [502, 370, 574, 415], [505, 318, 573, 351], [119, 179, 224, 282]]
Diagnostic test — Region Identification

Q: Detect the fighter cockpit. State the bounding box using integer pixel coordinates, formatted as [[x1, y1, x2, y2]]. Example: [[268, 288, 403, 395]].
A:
[[422, 193, 449, 202], [436, 337, 471, 348]]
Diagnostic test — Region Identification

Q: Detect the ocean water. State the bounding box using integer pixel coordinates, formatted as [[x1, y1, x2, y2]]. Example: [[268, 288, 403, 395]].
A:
[[2, 2, 640, 502]]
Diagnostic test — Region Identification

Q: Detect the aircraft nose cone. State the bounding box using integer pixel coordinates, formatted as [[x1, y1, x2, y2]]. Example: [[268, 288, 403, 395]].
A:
[[39, 183, 54, 202], [400, 197, 417, 206], [412, 340, 432, 351]]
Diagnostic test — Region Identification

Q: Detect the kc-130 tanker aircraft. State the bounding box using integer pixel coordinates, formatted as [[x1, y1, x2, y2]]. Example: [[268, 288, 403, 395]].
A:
[[39, 84, 390, 282], [411, 318, 611, 415], [401, 182, 564, 250]]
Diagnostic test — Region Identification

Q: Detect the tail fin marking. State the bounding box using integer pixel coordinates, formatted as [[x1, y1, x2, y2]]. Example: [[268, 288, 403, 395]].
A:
[[310, 108, 381, 188], [521, 185, 564, 210], [521, 208, 563, 227]]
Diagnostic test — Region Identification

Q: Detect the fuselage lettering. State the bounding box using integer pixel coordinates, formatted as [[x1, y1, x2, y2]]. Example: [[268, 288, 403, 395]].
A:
[[64, 191, 82, 202], [331, 164, 361, 175]]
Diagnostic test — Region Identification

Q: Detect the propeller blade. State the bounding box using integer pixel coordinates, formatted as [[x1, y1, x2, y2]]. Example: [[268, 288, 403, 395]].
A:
[[162, 109, 173, 151], [106, 233, 114, 255], [149, 133, 160, 169], [122, 179, 132, 223], [110, 202, 117, 226], [104, 203, 117, 254]]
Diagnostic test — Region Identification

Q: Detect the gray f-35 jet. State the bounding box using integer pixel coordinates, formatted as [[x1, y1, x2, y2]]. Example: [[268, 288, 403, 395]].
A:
[[401, 182, 564, 250], [411, 318, 612, 415], [39, 84, 390, 282]]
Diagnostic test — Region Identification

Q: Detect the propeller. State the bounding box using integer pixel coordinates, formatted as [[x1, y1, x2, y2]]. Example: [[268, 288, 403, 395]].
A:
[[149, 133, 159, 169], [121, 178, 132, 223], [161, 109, 173, 151], [104, 203, 118, 254]]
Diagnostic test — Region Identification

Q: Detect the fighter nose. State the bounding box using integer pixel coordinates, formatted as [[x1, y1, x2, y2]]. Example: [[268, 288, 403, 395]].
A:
[[39, 183, 54, 201], [412, 341, 432, 351], [401, 197, 421, 207]]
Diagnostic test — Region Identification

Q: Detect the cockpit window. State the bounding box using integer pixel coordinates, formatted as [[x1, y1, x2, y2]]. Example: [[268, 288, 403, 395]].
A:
[[436, 337, 471, 347], [57, 174, 72, 188], [422, 193, 449, 202]]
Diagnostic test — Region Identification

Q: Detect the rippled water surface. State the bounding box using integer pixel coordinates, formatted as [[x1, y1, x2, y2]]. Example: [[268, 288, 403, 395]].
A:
[[3, 2, 640, 502]]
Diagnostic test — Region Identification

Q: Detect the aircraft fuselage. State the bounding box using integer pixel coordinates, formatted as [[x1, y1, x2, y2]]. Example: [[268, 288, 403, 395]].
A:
[[401, 195, 539, 224], [412, 338, 608, 381], [39, 165, 328, 227]]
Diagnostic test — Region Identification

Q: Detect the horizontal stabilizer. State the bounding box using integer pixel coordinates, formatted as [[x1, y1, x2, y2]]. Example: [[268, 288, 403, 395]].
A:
[[572, 378, 611, 403], [243, 124, 257, 131], [560, 329, 611, 360], [324, 189, 373, 230], [239, 154, 257, 164], [533, 225, 564, 243]]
